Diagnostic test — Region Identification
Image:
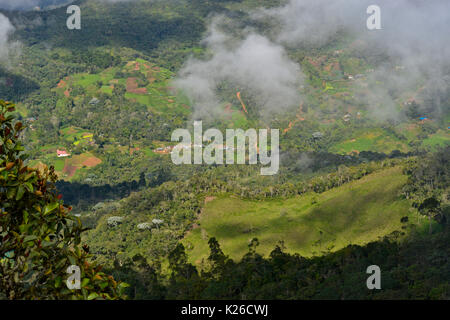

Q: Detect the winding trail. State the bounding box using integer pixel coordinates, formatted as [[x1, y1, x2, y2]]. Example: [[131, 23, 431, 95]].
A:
[[284, 103, 305, 134], [236, 92, 248, 114]]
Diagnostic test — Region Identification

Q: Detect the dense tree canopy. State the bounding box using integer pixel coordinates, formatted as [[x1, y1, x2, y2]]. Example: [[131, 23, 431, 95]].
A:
[[0, 100, 127, 299]]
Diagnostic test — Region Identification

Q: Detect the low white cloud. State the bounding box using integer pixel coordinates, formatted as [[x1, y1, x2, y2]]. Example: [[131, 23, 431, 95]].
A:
[[252, 0, 450, 121], [0, 0, 40, 10], [0, 14, 21, 65], [0, 0, 77, 10], [175, 18, 303, 120]]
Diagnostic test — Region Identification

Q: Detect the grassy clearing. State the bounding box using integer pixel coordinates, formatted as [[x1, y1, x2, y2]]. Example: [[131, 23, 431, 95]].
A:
[[183, 167, 419, 264], [101, 86, 113, 94], [73, 74, 102, 87], [14, 102, 29, 117], [330, 128, 409, 154], [422, 130, 450, 149], [142, 146, 159, 158], [53, 158, 66, 171]]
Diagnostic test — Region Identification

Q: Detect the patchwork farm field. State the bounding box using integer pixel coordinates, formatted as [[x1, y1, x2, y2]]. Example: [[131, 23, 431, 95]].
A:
[[183, 167, 421, 264], [61, 152, 102, 177], [53, 58, 189, 115], [31, 152, 102, 181], [25, 57, 196, 182], [60, 126, 94, 146]]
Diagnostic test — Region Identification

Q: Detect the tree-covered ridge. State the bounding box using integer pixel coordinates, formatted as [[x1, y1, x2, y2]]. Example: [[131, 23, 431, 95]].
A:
[[0, 100, 127, 299], [112, 221, 450, 299], [84, 146, 449, 299]]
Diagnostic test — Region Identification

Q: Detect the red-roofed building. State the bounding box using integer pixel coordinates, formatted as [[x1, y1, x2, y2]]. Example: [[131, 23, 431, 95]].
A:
[[57, 149, 70, 157]]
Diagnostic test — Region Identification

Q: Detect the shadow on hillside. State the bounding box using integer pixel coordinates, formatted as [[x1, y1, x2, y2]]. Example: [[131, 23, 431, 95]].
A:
[[0, 68, 39, 101]]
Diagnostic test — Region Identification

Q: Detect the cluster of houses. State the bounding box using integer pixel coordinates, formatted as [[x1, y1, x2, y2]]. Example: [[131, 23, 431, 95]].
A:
[[154, 145, 175, 154], [154, 143, 236, 154], [404, 98, 416, 106], [342, 111, 361, 122], [25, 117, 37, 130], [402, 99, 434, 124], [343, 114, 352, 122]]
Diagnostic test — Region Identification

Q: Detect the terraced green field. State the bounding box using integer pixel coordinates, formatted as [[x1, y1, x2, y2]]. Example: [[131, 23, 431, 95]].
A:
[[183, 167, 421, 264]]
